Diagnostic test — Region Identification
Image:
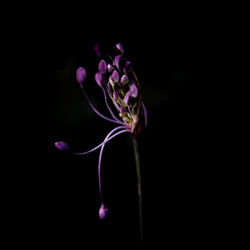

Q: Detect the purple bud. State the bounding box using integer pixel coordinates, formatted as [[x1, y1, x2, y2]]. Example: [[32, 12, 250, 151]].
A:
[[130, 83, 138, 98], [99, 203, 109, 220], [55, 141, 70, 152], [123, 91, 131, 106], [107, 64, 114, 73], [95, 72, 105, 87], [115, 43, 124, 54], [94, 43, 102, 57], [98, 60, 107, 74], [121, 75, 129, 85], [113, 91, 120, 101], [76, 67, 86, 85], [114, 55, 123, 70], [123, 61, 132, 74], [111, 70, 120, 83]]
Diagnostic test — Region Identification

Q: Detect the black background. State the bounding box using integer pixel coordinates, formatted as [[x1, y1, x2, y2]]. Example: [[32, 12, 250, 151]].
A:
[[6, 4, 230, 249]]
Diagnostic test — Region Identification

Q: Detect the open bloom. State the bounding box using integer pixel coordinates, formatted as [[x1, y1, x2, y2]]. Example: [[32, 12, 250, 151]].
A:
[[55, 43, 147, 219]]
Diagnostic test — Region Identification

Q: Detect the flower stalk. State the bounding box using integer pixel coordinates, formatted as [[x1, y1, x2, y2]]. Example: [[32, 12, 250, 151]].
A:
[[133, 136, 143, 241]]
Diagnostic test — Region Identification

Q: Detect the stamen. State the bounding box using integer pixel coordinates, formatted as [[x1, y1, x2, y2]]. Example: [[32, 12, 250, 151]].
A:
[[79, 85, 122, 125], [98, 128, 130, 199], [142, 102, 148, 127], [72, 126, 130, 156], [102, 88, 124, 125]]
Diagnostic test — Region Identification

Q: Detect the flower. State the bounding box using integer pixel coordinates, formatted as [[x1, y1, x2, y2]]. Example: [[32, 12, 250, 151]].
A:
[[55, 43, 148, 219]]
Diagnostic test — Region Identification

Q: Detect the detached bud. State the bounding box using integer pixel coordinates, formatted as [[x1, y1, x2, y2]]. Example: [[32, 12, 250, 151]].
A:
[[99, 203, 109, 220], [95, 72, 105, 87], [98, 60, 107, 74], [76, 67, 86, 85], [115, 43, 124, 54], [55, 141, 70, 152]]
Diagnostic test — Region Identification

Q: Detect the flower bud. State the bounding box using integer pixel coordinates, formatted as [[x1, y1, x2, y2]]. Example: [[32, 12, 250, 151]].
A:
[[129, 82, 138, 98], [95, 72, 105, 87], [111, 70, 120, 83], [107, 64, 114, 73], [76, 67, 86, 85], [98, 60, 107, 74], [55, 141, 70, 152], [99, 203, 109, 220], [123, 61, 132, 74], [123, 91, 131, 106], [114, 55, 124, 70], [121, 75, 129, 85], [115, 43, 124, 54]]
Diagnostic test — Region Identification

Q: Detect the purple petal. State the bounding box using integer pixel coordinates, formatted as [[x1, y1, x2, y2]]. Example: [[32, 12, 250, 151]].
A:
[[121, 75, 129, 85], [98, 60, 107, 74], [115, 43, 124, 54], [76, 67, 86, 85], [107, 64, 114, 73], [55, 141, 69, 151], [123, 91, 131, 106], [99, 203, 109, 220], [114, 55, 123, 70], [95, 72, 105, 87], [130, 83, 138, 98], [123, 61, 132, 74], [111, 70, 120, 83]]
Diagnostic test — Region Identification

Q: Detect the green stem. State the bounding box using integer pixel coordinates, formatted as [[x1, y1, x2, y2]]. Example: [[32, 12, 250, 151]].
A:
[[132, 136, 143, 241]]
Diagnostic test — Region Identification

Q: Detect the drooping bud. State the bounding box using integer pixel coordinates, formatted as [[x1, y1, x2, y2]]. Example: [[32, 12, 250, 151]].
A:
[[121, 75, 129, 85], [123, 61, 132, 74], [95, 72, 105, 87], [115, 43, 124, 54], [111, 70, 120, 83], [76, 67, 86, 85], [99, 203, 109, 220], [55, 141, 70, 152], [98, 60, 107, 74], [107, 64, 114, 73], [129, 82, 138, 98]]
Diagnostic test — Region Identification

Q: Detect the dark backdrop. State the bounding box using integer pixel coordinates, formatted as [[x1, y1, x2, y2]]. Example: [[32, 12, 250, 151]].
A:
[[13, 5, 223, 249]]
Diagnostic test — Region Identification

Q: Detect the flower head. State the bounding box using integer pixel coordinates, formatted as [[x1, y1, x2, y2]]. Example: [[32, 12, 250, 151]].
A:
[[55, 43, 147, 219]]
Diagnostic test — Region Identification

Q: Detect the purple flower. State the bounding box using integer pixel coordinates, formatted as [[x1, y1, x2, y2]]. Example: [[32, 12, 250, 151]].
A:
[[55, 43, 148, 219], [98, 60, 107, 74], [115, 43, 124, 54], [95, 72, 105, 87], [55, 141, 69, 151], [76, 67, 86, 85], [99, 203, 109, 220]]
